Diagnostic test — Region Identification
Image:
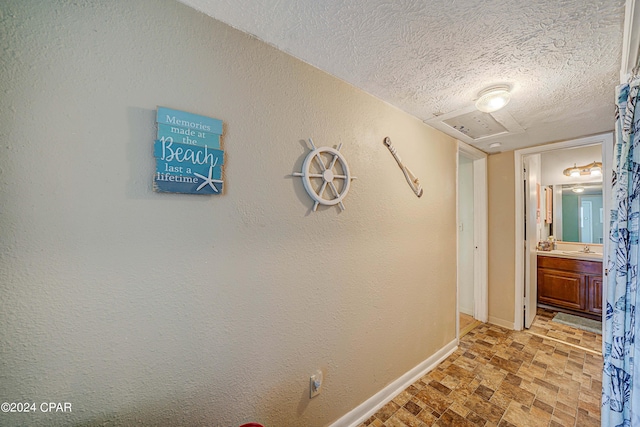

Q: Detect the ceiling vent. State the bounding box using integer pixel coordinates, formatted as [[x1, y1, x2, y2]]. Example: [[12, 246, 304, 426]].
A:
[[442, 110, 507, 139], [425, 106, 524, 149]]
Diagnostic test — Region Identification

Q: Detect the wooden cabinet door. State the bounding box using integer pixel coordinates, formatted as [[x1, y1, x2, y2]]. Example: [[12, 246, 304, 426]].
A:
[[537, 268, 586, 311], [587, 276, 603, 315]]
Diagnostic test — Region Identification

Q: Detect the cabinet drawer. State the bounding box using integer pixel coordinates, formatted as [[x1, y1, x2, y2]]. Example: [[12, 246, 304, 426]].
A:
[[537, 256, 602, 275]]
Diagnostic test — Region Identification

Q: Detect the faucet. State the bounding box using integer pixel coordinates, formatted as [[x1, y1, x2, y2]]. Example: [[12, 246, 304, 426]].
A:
[[583, 245, 591, 253]]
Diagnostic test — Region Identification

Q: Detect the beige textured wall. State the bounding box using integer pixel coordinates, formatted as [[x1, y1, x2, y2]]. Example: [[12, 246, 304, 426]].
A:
[[0, 1, 457, 426], [487, 151, 516, 328]]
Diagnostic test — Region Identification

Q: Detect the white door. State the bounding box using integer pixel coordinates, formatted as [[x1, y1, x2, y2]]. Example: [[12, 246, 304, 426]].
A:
[[580, 200, 593, 243], [524, 154, 541, 329]]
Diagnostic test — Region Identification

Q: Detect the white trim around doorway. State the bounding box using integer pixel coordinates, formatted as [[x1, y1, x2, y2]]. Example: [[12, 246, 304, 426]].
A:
[[513, 132, 613, 331], [457, 141, 488, 336]]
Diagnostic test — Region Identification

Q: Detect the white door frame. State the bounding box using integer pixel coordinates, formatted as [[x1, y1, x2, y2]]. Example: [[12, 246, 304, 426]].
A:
[[513, 132, 613, 331], [620, 0, 640, 82], [457, 140, 488, 339]]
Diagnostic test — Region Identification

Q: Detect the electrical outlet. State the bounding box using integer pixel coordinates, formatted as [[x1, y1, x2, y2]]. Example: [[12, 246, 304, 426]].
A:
[[310, 369, 323, 398]]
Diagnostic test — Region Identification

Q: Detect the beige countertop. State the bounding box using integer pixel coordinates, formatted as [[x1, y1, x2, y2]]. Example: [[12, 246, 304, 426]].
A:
[[537, 249, 603, 262]]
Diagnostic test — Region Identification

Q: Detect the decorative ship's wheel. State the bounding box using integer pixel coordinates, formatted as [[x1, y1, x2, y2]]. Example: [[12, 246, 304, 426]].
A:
[[293, 139, 356, 212]]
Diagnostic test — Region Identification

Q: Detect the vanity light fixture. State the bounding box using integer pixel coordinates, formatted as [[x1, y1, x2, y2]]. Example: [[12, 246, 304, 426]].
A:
[[475, 85, 511, 113], [569, 164, 581, 177], [562, 161, 603, 177]]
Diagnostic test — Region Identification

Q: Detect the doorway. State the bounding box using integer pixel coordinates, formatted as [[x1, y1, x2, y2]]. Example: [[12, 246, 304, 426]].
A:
[[513, 133, 613, 331], [457, 141, 488, 338], [580, 200, 593, 243], [458, 154, 474, 319]]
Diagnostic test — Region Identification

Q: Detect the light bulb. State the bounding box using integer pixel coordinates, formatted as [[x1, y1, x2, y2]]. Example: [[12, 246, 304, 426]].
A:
[[475, 85, 511, 113]]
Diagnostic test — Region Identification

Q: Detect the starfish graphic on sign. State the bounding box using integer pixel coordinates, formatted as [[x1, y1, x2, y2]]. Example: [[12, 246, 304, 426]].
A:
[[194, 165, 223, 192]]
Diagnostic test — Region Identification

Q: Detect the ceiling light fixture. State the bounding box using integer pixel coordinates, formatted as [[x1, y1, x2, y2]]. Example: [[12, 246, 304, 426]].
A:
[[562, 161, 603, 177], [475, 85, 511, 113], [572, 186, 585, 193]]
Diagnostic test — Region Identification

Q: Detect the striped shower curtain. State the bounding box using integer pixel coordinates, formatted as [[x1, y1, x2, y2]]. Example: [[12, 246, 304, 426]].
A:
[[602, 79, 640, 427]]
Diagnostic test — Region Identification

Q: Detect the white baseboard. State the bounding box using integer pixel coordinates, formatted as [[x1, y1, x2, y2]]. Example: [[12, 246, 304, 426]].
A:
[[488, 316, 515, 330], [329, 339, 458, 427]]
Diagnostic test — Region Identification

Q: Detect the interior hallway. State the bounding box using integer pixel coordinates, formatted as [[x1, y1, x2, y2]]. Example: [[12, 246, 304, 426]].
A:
[[359, 310, 602, 426]]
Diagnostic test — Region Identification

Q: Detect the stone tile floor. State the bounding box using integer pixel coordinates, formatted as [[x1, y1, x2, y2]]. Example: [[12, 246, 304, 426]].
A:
[[526, 308, 601, 355], [358, 309, 602, 427]]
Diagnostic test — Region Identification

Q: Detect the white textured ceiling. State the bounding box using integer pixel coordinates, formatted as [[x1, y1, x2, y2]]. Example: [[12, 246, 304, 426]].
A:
[[179, 0, 626, 153]]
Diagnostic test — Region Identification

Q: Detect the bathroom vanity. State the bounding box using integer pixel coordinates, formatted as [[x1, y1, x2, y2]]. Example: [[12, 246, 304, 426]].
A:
[[537, 250, 603, 320]]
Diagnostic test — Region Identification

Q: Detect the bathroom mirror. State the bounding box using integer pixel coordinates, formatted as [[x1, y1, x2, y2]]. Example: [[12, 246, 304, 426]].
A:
[[555, 183, 603, 243], [539, 143, 604, 244]]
